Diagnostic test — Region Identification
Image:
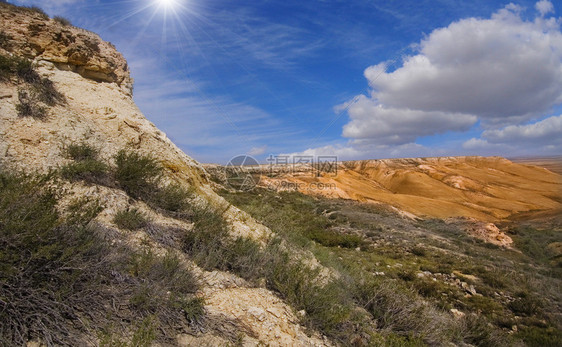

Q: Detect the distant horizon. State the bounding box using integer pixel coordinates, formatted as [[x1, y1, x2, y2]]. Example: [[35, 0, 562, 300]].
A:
[[8, 0, 562, 164], [202, 154, 562, 166]]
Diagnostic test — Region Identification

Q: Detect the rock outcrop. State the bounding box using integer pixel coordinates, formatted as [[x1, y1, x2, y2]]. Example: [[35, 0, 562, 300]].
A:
[[0, 4, 133, 95]]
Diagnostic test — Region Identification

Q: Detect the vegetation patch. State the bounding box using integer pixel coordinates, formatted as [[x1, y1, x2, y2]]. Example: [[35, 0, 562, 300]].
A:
[[113, 208, 149, 230], [114, 150, 192, 212], [61, 141, 110, 184], [217, 188, 562, 346], [1, 53, 65, 118], [0, 169, 202, 346], [53, 16, 72, 26]]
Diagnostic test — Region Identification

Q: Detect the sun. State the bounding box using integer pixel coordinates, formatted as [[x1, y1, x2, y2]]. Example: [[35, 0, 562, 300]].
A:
[[156, 0, 179, 9]]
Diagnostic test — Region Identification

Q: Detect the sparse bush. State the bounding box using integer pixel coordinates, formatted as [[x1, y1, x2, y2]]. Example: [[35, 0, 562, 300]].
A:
[[0, 31, 11, 49], [0, 171, 110, 345], [34, 77, 65, 105], [113, 208, 148, 230], [457, 313, 510, 347], [509, 291, 543, 316], [480, 268, 509, 289], [29, 5, 49, 19], [61, 141, 110, 184], [0, 55, 14, 80], [53, 15, 71, 26], [410, 246, 426, 257], [61, 159, 109, 183], [15, 89, 47, 119], [0, 54, 36, 83], [398, 270, 416, 281], [63, 141, 99, 161], [516, 325, 562, 347], [305, 228, 363, 248], [114, 150, 162, 199], [151, 183, 191, 212]]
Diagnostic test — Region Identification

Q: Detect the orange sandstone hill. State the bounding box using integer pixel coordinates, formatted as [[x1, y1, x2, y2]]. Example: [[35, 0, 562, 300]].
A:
[[259, 156, 562, 221]]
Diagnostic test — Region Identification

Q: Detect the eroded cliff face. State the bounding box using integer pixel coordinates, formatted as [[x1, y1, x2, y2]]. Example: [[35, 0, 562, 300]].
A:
[[0, 4, 330, 346], [0, 5, 132, 95]]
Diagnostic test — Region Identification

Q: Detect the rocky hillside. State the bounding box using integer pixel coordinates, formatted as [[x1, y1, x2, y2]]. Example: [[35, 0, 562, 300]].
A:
[[257, 156, 561, 221], [0, 3, 329, 346]]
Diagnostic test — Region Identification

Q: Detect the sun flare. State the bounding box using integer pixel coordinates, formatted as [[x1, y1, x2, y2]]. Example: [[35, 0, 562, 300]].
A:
[[157, 0, 179, 9]]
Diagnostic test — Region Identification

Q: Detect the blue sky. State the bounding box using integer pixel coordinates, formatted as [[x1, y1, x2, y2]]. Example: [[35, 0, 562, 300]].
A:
[[10, 0, 562, 163]]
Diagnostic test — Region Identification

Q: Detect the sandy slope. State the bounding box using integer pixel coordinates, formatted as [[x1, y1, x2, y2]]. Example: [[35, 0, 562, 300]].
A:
[[260, 156, 562, 221]]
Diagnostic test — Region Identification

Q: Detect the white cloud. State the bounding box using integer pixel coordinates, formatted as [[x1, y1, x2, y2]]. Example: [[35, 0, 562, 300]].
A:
[[281, 144, 363, 161], [462, 115, 562, 155], [256, 0, 562, 162], [482, 115, 562, 146], [341, 95, 476, 144], [309, 1, 562, 160], [281, 142, 435, 162], [248, 145, 267, 156], [363, 4, 562, 126], [536, 0, 554, 16]]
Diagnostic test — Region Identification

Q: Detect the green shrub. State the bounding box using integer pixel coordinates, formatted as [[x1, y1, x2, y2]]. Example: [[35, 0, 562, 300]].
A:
[[480, 269, 509, 289], [173, 297, 206, 325], [61, 141, 110, 184], [15, 89, 47, 119], [53, 15, 71, 26], [14, 57, 38, 83], [151, 183, 191, 212], [130, 316, 157, 347], [0, 31, 11, 49], [114, 150, 162, 199], [63, 141, 99, 161], [61, 159, 109, 183], [181, 203, 361, 343], [113, 208, 148, 230], [0, 171, 110, 345], [516, 326, 562, 347], [410, 246, 426, 257], [509, 291, 543, 316], [458, 314, 510, 347], [305, 228, 363, 248]]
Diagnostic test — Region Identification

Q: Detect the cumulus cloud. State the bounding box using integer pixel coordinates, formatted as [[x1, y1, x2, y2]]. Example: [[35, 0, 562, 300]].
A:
[[341, 95, 476, 144], [281, 142, 435, 162], [482, 115, 562, 146], [463, 115, 562, 154], [317, 1, 562, 159], [361, 4, 562, 127], [536, 0, 554, 16]]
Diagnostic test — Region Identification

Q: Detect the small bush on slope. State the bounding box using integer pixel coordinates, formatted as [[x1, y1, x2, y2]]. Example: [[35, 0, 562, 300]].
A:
[[114, 150, 162, 198], [53, 16, 71, 26], [61, 141, 110, 185], [1, 53, 65, 118], [114, 150, 192, 212], [113, 208, 149, 230]]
